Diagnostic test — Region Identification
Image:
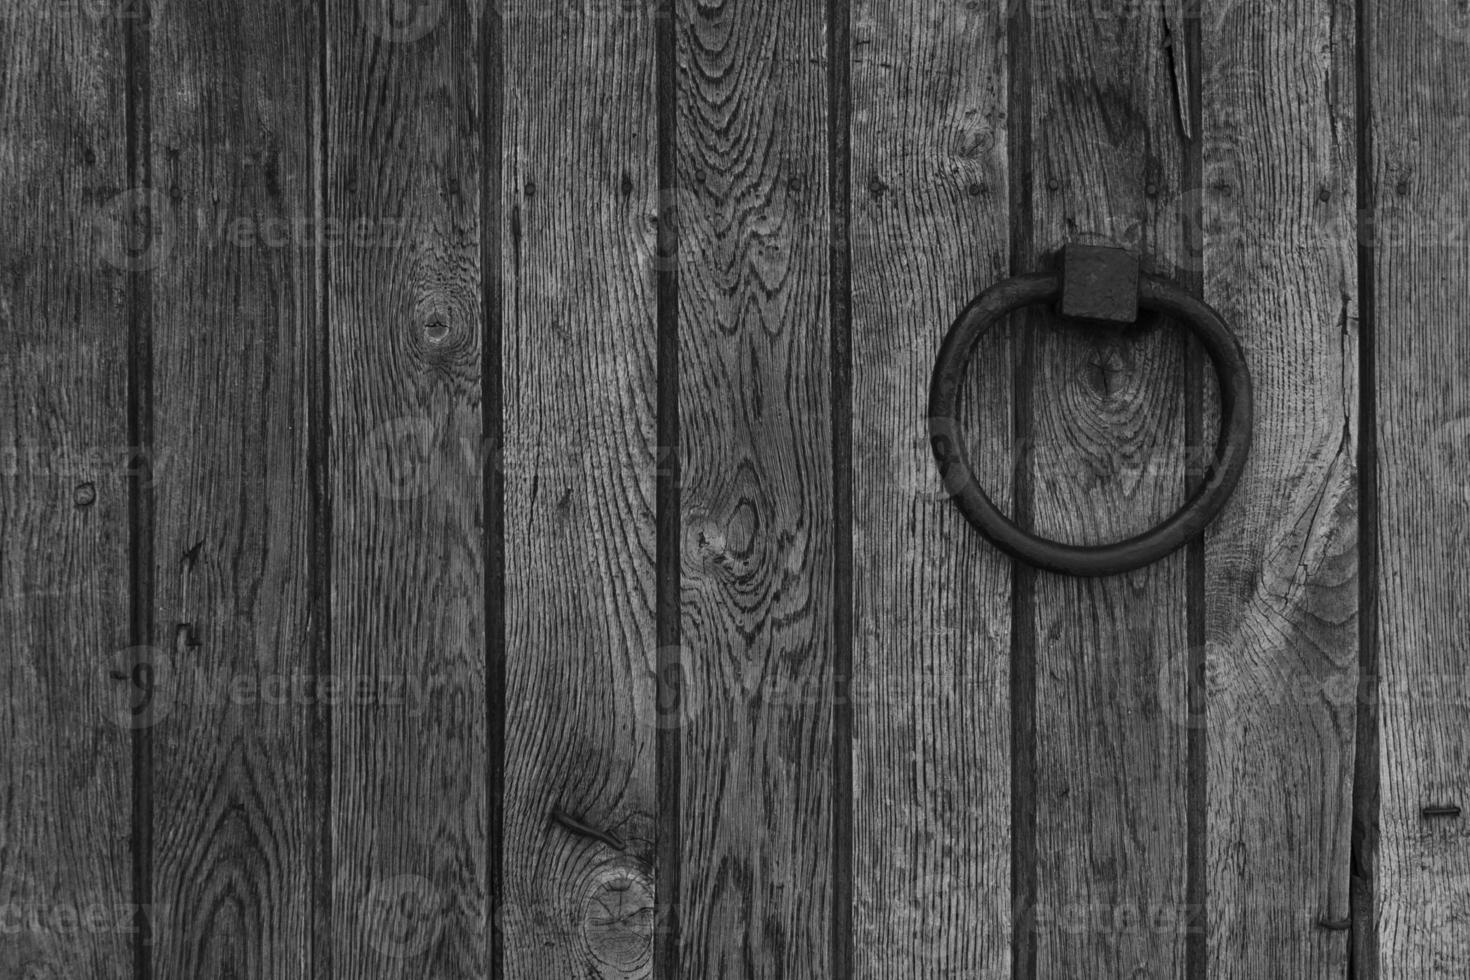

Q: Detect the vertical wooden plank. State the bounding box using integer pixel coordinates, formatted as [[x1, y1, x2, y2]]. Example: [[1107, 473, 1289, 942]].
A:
[[326, 1, 487, 976], [1026, 2, 1190, 975], [0, 4, 132, 978], [849, 2, 1013, 976], [674, 0, 834, 973], [1372, 0, 1470, 974], [146, 1, 319, 976], [499, 4, 659, 978], [1200, 0, 1360, 975]]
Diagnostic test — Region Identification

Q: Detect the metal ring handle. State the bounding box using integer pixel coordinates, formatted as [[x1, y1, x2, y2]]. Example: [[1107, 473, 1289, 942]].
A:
[[928, 266, 1253, 577]]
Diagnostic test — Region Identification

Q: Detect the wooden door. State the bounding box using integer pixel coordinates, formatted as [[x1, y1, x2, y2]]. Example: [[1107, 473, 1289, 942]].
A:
[[1, 0, 1466, 977]]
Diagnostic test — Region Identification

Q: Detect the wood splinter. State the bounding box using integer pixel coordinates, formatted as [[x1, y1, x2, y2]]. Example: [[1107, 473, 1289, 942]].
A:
[[550, 808, 626, 852]]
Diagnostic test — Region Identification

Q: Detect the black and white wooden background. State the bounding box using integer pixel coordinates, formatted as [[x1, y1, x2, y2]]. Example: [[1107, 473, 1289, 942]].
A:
[[2, 0, 1467, 977]]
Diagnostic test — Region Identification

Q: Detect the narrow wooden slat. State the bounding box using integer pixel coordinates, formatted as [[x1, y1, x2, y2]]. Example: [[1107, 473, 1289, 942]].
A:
[[499, 4, 659, 977], [1200, 0, 1360, 975], [848, 1, 1013, 975], [0, 5, 131, 978], [674, 0, 834, 972], [1026, 2, 1191, 974], [1372, 1, 1470, 974], [326, 2, 487, 976], [146, 3, 319, 975]]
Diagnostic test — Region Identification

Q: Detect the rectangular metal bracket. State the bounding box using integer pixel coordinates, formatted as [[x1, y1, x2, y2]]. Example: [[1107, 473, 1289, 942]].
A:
[[1058, 243, 1140, 325]]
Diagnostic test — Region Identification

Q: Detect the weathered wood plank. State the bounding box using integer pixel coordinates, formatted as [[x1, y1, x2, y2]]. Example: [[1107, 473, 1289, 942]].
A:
[[0, 4, 133, 978], [1372, 1, 1470, 975], [1026, 1, 1191, 975], [145, 2, 319, 976], [499, 4, 659, 977], [849, 1, 1013, 976], [1200, 0, 1360, 975], [674, 0, 834, 973], [326, 2, 487, 976]]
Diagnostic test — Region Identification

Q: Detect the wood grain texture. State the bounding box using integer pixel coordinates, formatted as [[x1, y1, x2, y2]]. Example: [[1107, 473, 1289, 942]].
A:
[[1372, 0, 1470, 974], [500, 3, 659, 977], [674, 0, 834, 973], [1026, 1, 1191, 975], [1200, 0, 1360, 975], [0, 4, 132, 978], [146, 1, 319, 975], [848, 1, 1013, 976], [326, 1, 487, 976]]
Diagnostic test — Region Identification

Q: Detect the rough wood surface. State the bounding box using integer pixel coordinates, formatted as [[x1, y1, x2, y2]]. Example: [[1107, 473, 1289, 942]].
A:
[[1200, 1, 1360, 976], [7, 6, 1465, 978], [500, 4, 660, 978], [146, 2, 319, 976], [0, 5, 132, 978], [1372, 1, 1470, 975], [326, 2, 488, 976], [1026, 2, 1191, 975], [674, 0, 834, 973], [849, 1, 1013, 975]]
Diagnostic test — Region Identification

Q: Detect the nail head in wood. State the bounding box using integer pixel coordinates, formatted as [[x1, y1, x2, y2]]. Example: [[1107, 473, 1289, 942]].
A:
[[1058, 243, 1140, 325]]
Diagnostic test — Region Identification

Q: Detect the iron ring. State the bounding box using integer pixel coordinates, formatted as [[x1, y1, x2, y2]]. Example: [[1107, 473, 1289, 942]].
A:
[[928, 270, 1253, 577]]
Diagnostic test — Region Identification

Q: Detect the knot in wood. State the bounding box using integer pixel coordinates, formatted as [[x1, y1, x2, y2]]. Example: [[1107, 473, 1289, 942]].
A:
[[581, 868, 655, 976]]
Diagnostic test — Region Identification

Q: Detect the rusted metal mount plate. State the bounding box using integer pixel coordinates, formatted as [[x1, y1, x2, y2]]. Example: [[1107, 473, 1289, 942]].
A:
[[1058, 243, 1140, 324]]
